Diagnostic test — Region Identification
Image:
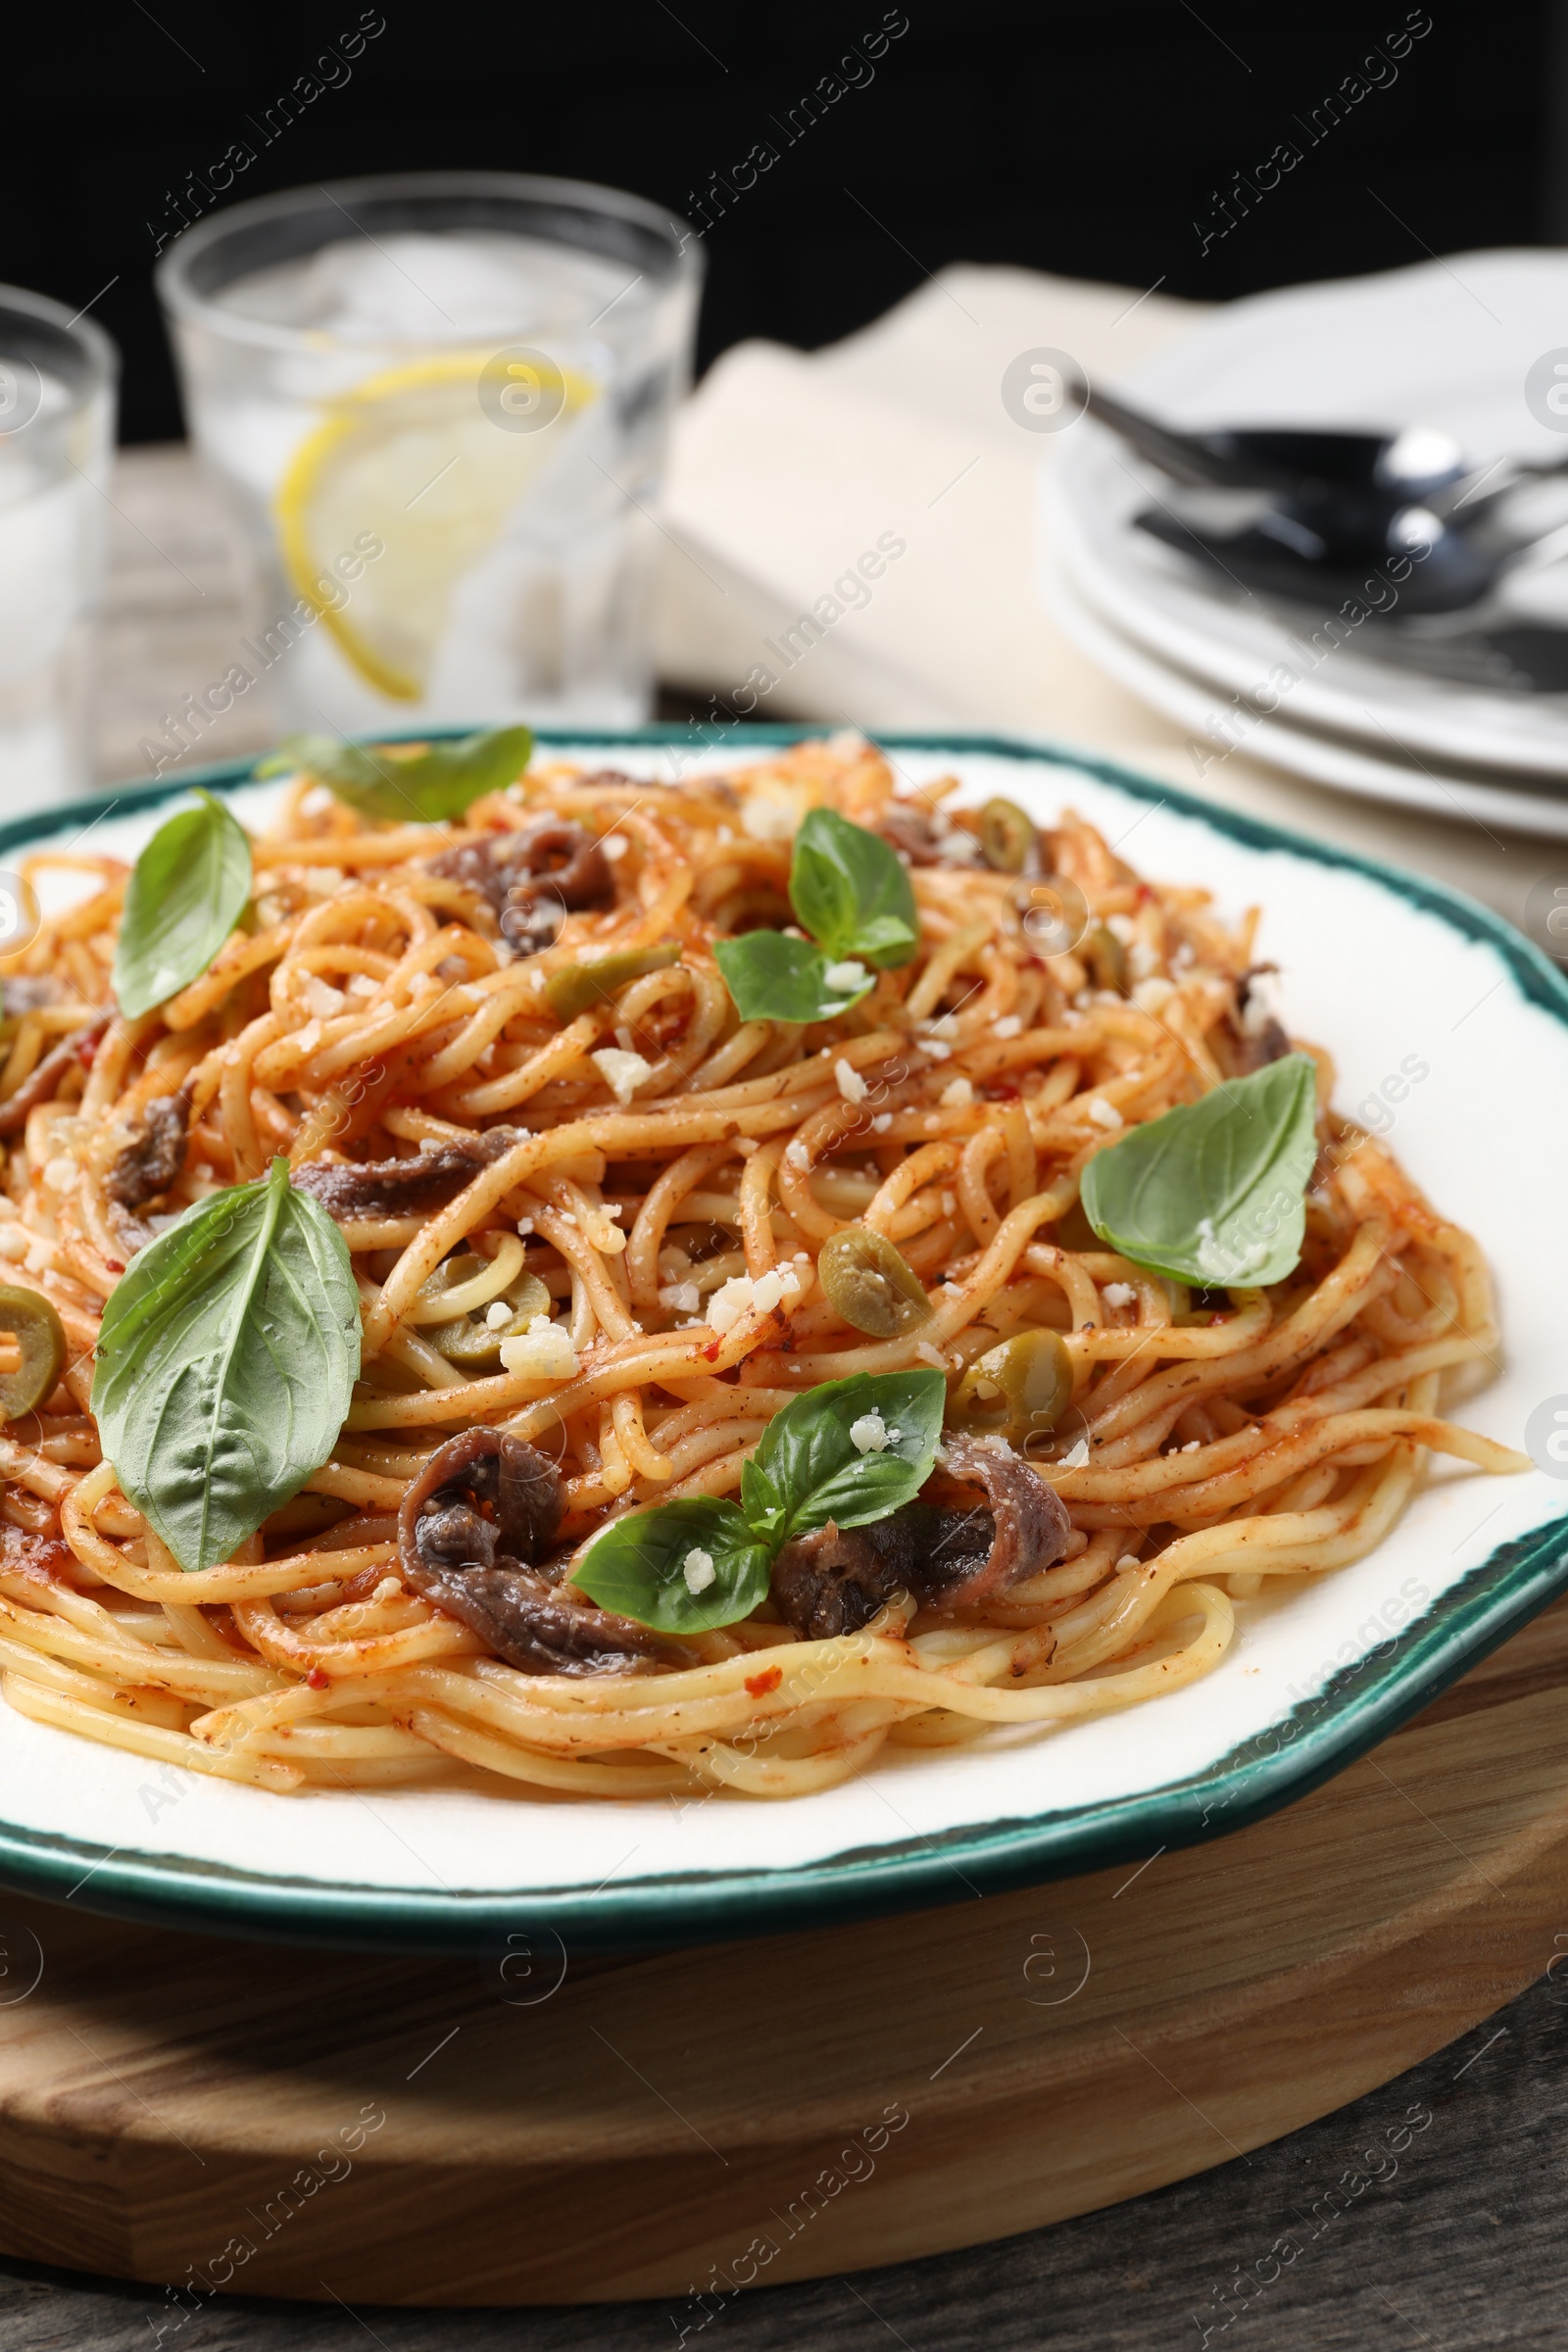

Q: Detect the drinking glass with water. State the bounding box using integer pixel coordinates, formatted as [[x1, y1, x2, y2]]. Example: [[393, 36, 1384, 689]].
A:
[[0, 287, 117, 810], [156, 172, 703, 742]]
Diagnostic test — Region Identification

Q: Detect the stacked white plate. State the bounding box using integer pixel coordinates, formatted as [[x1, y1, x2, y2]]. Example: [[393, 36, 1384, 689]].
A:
[[1049, 251, 1568, 837]]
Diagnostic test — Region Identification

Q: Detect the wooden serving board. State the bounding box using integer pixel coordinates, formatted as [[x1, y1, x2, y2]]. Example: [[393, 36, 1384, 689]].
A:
[[2, 1596, 1568, 2308]]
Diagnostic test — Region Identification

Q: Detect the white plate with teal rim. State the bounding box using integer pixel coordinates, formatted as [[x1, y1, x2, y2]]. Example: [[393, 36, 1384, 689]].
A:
[[0, 726, 1564, 1954]]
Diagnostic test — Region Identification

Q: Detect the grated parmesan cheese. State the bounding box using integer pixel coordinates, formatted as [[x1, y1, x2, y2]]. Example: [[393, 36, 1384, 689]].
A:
[[740, 792, 800, 842], [706, 1265, 801, 1335], [302, 974, 347, 1017], [498, 1316, 579, 1380], [590, 1048, 654, 1105], [835, 1058, 868, 1104], [682, 1547, 716, 1594]]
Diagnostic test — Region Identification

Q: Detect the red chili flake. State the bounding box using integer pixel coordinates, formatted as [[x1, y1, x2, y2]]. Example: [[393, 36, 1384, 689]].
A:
[[745, 1665, 783, 1698], [306, 1667, 329, 1690], [104, 1258, 124, 1275], [987, 1083, 1021, 1101]]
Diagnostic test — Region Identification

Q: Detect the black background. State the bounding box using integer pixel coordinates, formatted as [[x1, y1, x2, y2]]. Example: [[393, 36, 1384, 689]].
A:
[[5, 0, 1552, 444]]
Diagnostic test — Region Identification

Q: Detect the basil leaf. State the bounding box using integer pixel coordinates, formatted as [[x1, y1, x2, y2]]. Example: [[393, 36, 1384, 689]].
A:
[[571, 1496, 772, 1634], [573, 1372, 947, 1630], [755, 1369, 946, 1544], [1079, 1054, 1320, 1289], [789, 808, 918, 969], [92, 1156, 361, 1572], [713, 932, 873, 1025], [113, 789, 253, 1019], [739, 1456, 784, 1544], [848, 912, 920, 962], [257, 725, 534, 823]]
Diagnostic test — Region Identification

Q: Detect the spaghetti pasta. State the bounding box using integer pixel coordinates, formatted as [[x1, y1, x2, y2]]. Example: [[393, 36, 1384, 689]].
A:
[[0, 733, 1527, 1800]]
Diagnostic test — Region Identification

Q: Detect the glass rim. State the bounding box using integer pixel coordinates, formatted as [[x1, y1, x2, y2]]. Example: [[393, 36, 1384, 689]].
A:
[[0, 281, 119, 414], [155, 170, 703, 352]]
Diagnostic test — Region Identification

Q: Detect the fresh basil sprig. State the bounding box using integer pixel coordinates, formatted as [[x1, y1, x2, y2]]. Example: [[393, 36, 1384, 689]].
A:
[[1079, 1054, 1320, 1290], [113, 789, 253, 1019], [572, 1369, 945, 1633], [714, 808, 918, 1024], [92, 1156, 361, 1573], [711, 932, 858, 1025], [257, 725, 534, 822], [791, 808, 920, 966], [747, 1366, 945, 1542], [568, 1495, 773, 1636]]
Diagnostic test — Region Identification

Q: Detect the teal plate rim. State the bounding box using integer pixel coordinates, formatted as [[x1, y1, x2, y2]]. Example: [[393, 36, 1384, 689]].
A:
[[0, 720, 1563, 1956]]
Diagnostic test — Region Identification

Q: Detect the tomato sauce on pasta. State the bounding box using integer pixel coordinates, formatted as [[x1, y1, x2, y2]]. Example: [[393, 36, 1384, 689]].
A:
[[0, 735, 1525, 1798]]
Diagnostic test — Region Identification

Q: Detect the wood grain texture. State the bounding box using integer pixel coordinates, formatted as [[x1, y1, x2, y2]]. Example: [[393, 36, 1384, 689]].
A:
[[0, 1592, 1565, 2307]]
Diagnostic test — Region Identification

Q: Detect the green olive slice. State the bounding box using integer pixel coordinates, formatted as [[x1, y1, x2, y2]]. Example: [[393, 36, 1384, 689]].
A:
[[426, 1269, 554, 1371], [817, 1226, 932, 1339], [0, 1284, 66, 1420], [1082, 923, 1129, 996], [543, 940, 680, 1022], [948, 1330, 1072, 1446], [979, 797, 1037, 874]]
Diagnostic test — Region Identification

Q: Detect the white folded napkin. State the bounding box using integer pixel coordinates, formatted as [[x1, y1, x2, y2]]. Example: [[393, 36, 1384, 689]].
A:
[[655, 264, 1200, 736]]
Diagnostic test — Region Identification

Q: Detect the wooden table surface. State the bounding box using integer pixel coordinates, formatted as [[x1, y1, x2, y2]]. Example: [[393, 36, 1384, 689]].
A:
[[7, 446, 1559, 2349]]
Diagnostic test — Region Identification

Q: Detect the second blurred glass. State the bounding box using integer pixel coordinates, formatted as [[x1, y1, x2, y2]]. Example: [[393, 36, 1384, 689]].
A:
[[0, 286, 116, 811], [157, 172, 703, 735]]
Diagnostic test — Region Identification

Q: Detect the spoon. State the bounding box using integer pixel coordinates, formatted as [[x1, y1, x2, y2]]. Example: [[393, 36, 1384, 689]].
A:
[[1133, 500, 1495, 615], [1081, 378, 1473, 504], [1134, 498, 1568, 617], [1081, 378, 1568, 555]]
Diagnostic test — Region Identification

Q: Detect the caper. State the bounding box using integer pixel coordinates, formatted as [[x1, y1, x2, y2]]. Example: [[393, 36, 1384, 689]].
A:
[[980, 797, 1037, 874], [543, 940, 680, 1022], [948, 1330, 1072, 1445], [0, 1284, 65, 1420], [817, 1226, 932, 1339], [426, 1267, 553, 1371], [1082, 923, 1128, 996]]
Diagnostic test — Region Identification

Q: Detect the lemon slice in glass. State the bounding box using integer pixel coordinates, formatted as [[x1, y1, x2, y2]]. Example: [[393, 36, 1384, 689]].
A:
[[273, 351, 596, 703]]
